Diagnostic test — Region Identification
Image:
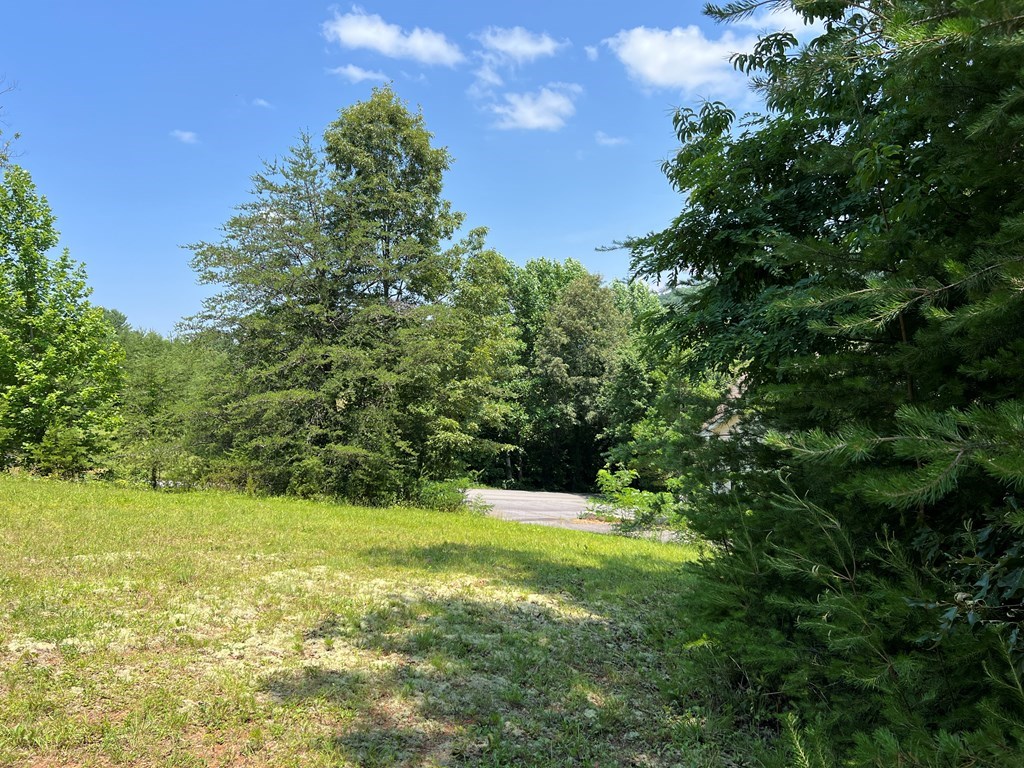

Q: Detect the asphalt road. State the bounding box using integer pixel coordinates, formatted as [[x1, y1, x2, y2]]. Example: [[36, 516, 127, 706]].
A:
[[466, 488, 615, 534]]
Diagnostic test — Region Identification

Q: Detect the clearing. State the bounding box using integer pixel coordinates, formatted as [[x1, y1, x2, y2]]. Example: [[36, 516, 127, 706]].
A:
[[0, 475, 705, 767]]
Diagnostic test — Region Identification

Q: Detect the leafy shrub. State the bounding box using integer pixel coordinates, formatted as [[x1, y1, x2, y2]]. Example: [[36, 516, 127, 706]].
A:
[[591, 467, 681, 531], [415, 478, 471, 512]]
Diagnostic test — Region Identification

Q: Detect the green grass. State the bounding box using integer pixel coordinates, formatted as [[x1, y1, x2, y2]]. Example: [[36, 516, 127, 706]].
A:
[[0, 474, 708, 767]]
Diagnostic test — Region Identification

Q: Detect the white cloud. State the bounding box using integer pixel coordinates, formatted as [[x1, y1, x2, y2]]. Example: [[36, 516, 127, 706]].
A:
[[605, 10, 824, 96], [170, 129, 198, 144], [475, 63, 503, 87], [468, 26, 568, 99], [477, 26, 566, 64], [329, 63, 389, 83], [252, 98, 273, 108], [595, 130, 628, 146], [604, 24, 754, 94], [584, 45, 599, 61], [467, 63, 503, 99], [322, 9, 463, 66], [491, 83, 582, 131]]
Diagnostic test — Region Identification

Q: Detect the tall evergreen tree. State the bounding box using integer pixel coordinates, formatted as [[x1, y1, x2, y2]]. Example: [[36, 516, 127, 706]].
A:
[[625, 1, 1024, 762], [186, 89, 520, 503], [188, 133, 349, 495]]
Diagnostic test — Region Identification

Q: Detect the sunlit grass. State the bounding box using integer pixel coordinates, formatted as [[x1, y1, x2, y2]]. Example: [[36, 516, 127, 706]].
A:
[[0, 474, 706, 767]]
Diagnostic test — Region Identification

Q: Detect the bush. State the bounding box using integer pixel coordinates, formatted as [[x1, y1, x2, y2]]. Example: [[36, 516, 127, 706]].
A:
[[415, 478, 471, 511]]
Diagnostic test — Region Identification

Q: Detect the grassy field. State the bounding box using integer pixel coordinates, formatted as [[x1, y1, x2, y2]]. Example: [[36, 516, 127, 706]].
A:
[[0, 474, 706, 767]]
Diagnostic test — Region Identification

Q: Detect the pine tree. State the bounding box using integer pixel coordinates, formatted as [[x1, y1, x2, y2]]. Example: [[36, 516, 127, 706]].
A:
[[186, 90, 524, 503], [624, 1, 1024, 761]]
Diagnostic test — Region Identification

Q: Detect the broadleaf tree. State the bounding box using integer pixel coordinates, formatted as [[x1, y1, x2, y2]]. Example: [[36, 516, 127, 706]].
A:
[[324, 85, 463, 305], [0, 165, 122, 475], [527, 274, 626, 490]]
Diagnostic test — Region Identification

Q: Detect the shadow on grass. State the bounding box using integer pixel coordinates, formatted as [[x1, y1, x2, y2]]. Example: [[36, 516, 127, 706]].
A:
[[361, 540, 695, 607], [262, 663, 435, 767], [259, 544, 700, 767]]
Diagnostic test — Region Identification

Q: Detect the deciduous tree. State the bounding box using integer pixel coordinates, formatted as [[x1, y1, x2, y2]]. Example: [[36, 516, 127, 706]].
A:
[[0, 166, 122, 475], [324, 85, 463, 305], [529, 274, 625, 489]]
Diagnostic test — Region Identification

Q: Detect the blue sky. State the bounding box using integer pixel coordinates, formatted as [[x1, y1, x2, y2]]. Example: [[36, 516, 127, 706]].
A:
[[4, 2, 811, 334]]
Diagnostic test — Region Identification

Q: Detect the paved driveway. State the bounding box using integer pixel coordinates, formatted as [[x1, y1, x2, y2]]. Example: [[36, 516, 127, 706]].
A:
[[466, 488, 615, 534]]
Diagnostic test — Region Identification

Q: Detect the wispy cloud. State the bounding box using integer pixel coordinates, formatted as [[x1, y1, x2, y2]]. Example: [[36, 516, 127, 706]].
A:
[[476, 26, 567, 64], [584, 45, 598, 61], [473, 64, 503, 88], [322, 9, 463, 66], [467, 62, 503, 99], [491, 83, 582, 131], [595, 130, 627, 146], [252, 98, 273, 109], [170, 129, 198, 144], [469, 25, 569, 102], [329, 63, 389, 83]]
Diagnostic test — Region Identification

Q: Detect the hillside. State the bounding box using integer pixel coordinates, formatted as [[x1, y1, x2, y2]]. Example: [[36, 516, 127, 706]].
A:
[[0, 476, 702, 767]]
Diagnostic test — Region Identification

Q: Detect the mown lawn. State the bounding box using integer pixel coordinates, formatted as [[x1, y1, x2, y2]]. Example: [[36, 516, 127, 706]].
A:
[[0, 474, 705, 767]]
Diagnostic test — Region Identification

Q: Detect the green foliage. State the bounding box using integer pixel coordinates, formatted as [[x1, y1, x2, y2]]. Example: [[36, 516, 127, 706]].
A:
[[113, 325, 230, 489], [463, 256, 625, 492], [324, 85, 463, 304], [414, 477, 471, 512], [394, 229, 524, 483], [524, 274, 626, 490], [0, 165, 122, 476], [621, 0, 1024, 763], [591, 467, 678, 532], [184, 90, 528, 503], [599, 308, 738, 535], [508, 257, 589, 354]]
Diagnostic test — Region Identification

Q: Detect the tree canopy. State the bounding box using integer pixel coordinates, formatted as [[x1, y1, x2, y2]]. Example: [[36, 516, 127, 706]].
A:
[[0, 165, 122, 475]]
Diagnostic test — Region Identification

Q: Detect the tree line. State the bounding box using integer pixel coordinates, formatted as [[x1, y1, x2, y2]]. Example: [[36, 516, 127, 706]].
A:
[[3, 0, 1024, 762], [1, 86, 647, 504]]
